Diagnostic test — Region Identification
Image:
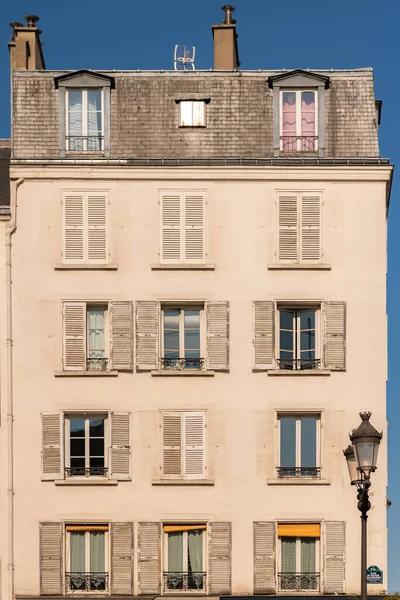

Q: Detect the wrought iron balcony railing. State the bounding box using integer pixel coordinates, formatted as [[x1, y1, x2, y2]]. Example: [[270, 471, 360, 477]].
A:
[[277, 466, 321, 479], [161, 357, 204, 370], [280, 135, 318, 152], [65, 467, 108, 478], [65, 572, 109, 592], [86, 357, 108, 371], [66, 136, 104, 153], [276, 358, 321, 371], [163, 571, 207, 591], [278, 572, 320, 591]]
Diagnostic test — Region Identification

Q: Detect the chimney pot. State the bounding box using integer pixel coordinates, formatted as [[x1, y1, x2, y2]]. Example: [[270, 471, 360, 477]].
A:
[[24, 15, 40, 28], [222, 5, 236, 25]]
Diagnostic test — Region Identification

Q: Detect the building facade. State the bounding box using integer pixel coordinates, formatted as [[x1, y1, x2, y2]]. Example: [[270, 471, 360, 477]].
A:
[[1, 8, 393, 600]]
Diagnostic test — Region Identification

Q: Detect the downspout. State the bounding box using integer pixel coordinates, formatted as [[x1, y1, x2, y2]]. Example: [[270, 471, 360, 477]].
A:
[[6, 177, 24, 600]]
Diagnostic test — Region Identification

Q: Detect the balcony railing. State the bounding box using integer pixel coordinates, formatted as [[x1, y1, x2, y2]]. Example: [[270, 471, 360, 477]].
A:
[[65, 467, 108, 478], [161, 357, 204, 371], [86, 357, 108, 371], [163, 571, 207, 592], [276, 358, 321, 371], [66, 136, 104, 153], [280, 136, 318, 153], [65, 572, 109, 592], [278, 572, 320, 591], [277, 466, 321, 479]]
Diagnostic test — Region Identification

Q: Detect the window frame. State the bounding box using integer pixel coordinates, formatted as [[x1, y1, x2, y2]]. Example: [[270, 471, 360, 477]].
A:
[[163, 524, 207, 592], [276, 304, 321, 370], [65, 89, 105, 153], [179, 101, 206, 127], [161, 304, 205, 370], [279, 89, 318, 153], [65, 524, 110, 593], [65, 414, 109, 478], [277, 413, 321, 477]]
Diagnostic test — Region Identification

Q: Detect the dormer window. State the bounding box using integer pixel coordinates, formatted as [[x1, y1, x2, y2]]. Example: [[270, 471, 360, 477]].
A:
[[281, 90, 317, 153], [66, 89, 104, 153]]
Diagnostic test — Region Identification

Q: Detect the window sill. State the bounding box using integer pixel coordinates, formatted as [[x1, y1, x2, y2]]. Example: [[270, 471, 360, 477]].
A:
[[54, 370, 118, 377], [267, 478, 330, 486], [151, 370, 215, 377], [54, 264, 118, 271], [267, 370, 331, 377], [151, 264, 215, 270], [55, 479, 118, 486], [268, 264, 331, 271], [152, 479, 215, 486]]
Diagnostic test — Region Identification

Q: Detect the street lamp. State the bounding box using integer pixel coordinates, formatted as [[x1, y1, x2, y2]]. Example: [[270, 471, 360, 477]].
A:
[[343, 412, 382, 600]]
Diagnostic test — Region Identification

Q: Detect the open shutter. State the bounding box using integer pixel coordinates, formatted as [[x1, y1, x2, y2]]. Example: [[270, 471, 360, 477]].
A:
[[63, 302, 86, 371], [253, 301, 275, 370], [301, 195, 321, 262], [41, 413, 63, 481], [278, 195, 298, 262], [63, 193, 84, 263], [111, 522, 134, 595], [324, 521, 345, 593], [254, 522, 276, 594], [161, 193, 181, 263], [110, 301, 133, 370], [323, 301, 346, 370], [209, 522, 232, 595], [135, 301, 160, 371], [184, 412, 206, 479], [40, 522, 63, 595], [184, 192, 204, 263], [110, 412, 131, 480], [206, 301, 229, 371], [162, 413, 182, 479], [138, 522, 161, 594], [87, 193, 108, 263]]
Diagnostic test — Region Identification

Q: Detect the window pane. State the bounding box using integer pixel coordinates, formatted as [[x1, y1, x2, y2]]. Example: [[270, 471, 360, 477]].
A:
[[280, 418, 296, 467], [68, 90, 83, 142], [70, 531, 85, 572], [184, 330, 200, 351], [168, 532, 183, 572], [87, 90, 102, 151], [70, 438, 85, 457], [90, 418, 104, 437], [192, 102, 205, 126], [90, 438, 104, 457], [70, 419, 85, 437], [180, 102, 193, 126], [301, 92, 315, 136], [184, 310, 200, 328], [90, 457, 105, 469], [164, 310, 180, 356], [300, 331, 315, 351], [282, 92, 296, 151], [280, 330, 294, 352], [300, 310, 315, 331], [90, 531, 105, 572], [300, 537, 316, 572], [188, 530, 203, 572], [281, 537, 297, 572], [71, 457, 85, 469], [87, 310, 105, 358], [301, 418, 317, 467], [280, 310, 294, 331]]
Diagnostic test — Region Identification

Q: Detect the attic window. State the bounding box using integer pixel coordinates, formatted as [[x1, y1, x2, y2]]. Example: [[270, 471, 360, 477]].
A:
[[179, 101, 206, 127], [281, 90, 317, 153]]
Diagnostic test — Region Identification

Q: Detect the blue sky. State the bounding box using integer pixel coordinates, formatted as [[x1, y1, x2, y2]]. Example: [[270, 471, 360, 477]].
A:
[[1, 0, 399, 590]]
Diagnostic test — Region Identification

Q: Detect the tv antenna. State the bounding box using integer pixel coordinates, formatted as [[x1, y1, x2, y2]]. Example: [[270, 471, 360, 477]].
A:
[[174, 45, 196, 70]]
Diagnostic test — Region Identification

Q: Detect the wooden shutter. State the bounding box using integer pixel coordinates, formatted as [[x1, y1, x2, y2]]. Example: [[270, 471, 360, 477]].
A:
[[278, 195, 298, 261], [162, 413, 182, 478], [254, 522, 276, 594], [111, 522, 134, 595], [138, 522, 161, 594], [209, 522, 232, 595], [184, 412, 206, 479], [206, 301, 229, 371], [87, 193, 108, 263], [135, 301, 160, 371], [63, 302, 86, 371], [40, 522, 63, 595], [301, 195, 321, 261], [324, 521, 345, 593], [110, 301, 133, 370], [161, 193, 181, 263], [110, 412, 131, 480], [63, 193, 84, 263], [184, 193, 204, 263], [323, 301, 346, 370], [253, 301, 275, 370], [41, 413, 63, 481]]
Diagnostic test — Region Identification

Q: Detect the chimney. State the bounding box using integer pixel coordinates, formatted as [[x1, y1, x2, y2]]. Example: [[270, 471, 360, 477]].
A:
[[212, 5, 240, 70], [8, 15, 45, 70]]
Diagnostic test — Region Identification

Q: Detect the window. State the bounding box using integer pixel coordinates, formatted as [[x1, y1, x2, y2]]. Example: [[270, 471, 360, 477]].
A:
[[66, 89, 104, 152], [65, 415, 107, 478], [179, 101, 206, 127], [87, 306, 107, 370], [163, 524, 206, 592], [278, 524, 320, 592], [280, 90, 317, 152], [161, 305, 204, 370], [278, 415, 320, 478], [161, 411, 206, 480], [277, 193, 322, 263], [278, 307, 320, 370], [66, 525, 109, 592]]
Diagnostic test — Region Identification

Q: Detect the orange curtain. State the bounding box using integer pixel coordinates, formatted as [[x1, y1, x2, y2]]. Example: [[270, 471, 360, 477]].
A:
[[163, 525, 207, 533], [278, 524, 320, 538], [65, 525, 109, 532]]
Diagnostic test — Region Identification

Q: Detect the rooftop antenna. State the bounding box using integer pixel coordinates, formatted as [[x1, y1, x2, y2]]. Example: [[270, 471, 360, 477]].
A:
[[174, 45, 196, 70]]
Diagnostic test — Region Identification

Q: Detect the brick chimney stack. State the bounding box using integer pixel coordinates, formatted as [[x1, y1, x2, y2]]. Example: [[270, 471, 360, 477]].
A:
[[8, 15, 45, 70], [212, 5, 240, 70]]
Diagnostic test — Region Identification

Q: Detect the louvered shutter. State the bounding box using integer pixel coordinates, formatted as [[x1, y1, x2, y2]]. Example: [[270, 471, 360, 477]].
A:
[[110, 412, 131, 480], [110, 301, 133, 370], [161, 193, 181, 263], [184, 412, 206, 479], [209, 522, 232, 594], [253, 301, 275, 369], [323, 301, 346, 370], [162, 413, 182, 478], [63, 302, 86, 371], [111, 522, 134, 595], [40, 522, 63, 595], [135, 301, 160, 371], [206, 301, 229, 371], [63, 193, 84, 263], [41, 413, 64, 481], [138, 522, 161, 594], [184, 193, 205, 263], [87, 193, 108, 263], [278, 195, 298, 261], [324, 521, 345, 593], [254, 522, 276, 594], [301, 195, 321, 261]]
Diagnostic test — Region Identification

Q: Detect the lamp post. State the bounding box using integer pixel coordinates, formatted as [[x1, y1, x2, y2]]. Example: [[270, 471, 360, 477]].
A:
[[343, 412, 382, 600]]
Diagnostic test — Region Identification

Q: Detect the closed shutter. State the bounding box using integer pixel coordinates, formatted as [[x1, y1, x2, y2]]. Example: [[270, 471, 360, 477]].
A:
[[323, 301, 346, 370], [278, 195, 298, 261], [184, 412, 206, 479], [301, 195, 321, 262], [63, 193, 84, 263], [138, 522, 161, 594], [209, 522, 232, 594], [110, 301, 133, 370], [253, 301, 275, 370], [254, 522, 276, 594], [206, 301, 229, 371], [136, 301, 160, 371], [87, 193, 108, 263], [161, 193, 181, 263], [40, 522, 63, 595], [162, 413, 182, 478], [41, 413, 63, 481], [324, 521, 345, 593], [184, 193, 204, 263], [110, 412, 131, 480], [63, 302, 86, 371], [111, 522, 134, 595]]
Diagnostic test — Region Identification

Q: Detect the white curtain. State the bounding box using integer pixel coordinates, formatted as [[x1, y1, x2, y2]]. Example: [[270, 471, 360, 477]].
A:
[[281, 537, 296, 572], [70, 532, 85, 572], [301, 537, 316, 572], [90, 532, 105, 573], [168, 532, 183, 572], [88, 310, 105, 357], [188, 530, 202, 572], [68, 91, 83, 151]]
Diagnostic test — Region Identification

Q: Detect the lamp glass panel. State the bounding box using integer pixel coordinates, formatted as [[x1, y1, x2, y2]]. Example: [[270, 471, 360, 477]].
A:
[[354, 440, 377, 472], [346, 451, 359, 483]]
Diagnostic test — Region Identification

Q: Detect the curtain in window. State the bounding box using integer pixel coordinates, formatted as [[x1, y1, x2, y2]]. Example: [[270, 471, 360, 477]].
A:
[[87, 91, 102, 151], [188, 530, 203, 572], [68, 91, 83, 151], [281, 537, 296, 572], [70, 531, 85, 572], [300, 537, 316, 572], [168, 532, 183, 572], [88, 310, 105, 358], [184, 310, 201, 360], [282, 92, 296, 151], [301, 92, 315, 150], [90, 531, 105, 572]]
